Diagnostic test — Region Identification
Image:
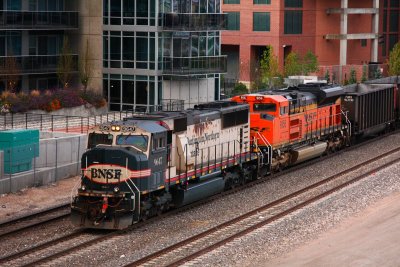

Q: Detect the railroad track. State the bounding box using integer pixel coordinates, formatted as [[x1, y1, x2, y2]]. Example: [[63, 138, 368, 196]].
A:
[[1, 132, 399, 266], [0, 203, 70, 240], [125, 146, 400, 267]]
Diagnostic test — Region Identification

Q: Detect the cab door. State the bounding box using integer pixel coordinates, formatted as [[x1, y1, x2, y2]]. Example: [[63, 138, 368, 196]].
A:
[[148, 132, 168, 191]]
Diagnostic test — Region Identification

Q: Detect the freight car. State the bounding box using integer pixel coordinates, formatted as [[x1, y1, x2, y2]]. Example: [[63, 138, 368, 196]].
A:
[[71, 80, 399, 230], [342, 82, 398, 137], [71, 102, 261, 229]]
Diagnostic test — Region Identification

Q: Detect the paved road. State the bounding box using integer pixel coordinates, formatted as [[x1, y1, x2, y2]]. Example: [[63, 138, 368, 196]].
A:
[[262, 191, 400, 267]]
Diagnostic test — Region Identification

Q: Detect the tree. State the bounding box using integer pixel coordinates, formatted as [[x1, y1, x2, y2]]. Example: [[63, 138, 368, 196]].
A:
[[361, 64, 368, 82], [79, 39, 92, 92], [284, 52, 302, 77], [388, 42, 400, 76], [0, 50, 20, 92], [332, 72, 337, 84], [324, 69, 331, 84], [57, 36, 74, 89], [348, 68, 357, 84], [302, 51, 319, 75], [231, 82, 248, 96], [259, 46, 280, 89]]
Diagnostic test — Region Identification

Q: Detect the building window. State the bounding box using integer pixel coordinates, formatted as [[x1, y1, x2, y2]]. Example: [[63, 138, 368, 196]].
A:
[[104, 0, 156, 26], [389, 34, 398, 52], [253, 12, 270, 32], [226, 12, 240, 30], [285, 0, 302, 8], [389, 10, 399, 32], [284, 10, 302, 34], [254, 0, 270, 4], [360, 39, 367, 47], [390, 0, 399, 7], [224, 0, 240, 4]]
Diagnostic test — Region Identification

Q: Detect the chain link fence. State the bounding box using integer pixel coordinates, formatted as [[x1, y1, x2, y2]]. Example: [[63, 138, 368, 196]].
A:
[[0, 133, 86, 194]]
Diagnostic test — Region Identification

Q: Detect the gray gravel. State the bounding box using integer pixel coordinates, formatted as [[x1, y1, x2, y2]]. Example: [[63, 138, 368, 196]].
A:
[[189, 162, 400, 267], [36, 133, 400, 266]]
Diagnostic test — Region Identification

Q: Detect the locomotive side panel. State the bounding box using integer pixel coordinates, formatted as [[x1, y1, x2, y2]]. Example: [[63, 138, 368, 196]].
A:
[[173, 107, 250, 175]]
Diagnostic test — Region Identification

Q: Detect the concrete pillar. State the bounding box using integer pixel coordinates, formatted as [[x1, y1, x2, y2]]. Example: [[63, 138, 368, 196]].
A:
[[340, 0, 348, 66], [21, 31, 29, 92], [371, 0, 379, 62], [76, 0, 103, 94]]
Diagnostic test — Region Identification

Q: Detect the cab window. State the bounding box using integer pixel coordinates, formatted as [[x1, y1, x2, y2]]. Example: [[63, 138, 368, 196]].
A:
[[153, 137, 165, 150], [116, 135, 148, 151], [253, 103, 276, 112], [88, 133, 113, 148], [280, 106, 288, 115]]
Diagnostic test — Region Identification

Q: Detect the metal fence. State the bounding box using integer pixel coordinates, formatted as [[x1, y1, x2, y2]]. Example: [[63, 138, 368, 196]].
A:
[[1, 100, 185, 133], [0, 110, 138, 133], [0, 134, 86, 194]]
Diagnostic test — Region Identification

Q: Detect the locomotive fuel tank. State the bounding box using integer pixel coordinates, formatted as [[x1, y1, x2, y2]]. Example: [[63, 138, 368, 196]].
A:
[[290, 141, 327, 164]]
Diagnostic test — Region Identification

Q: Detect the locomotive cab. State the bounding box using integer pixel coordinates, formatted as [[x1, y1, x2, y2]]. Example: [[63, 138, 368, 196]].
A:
[[71, 120, 169, 229], [231, 94, 289, 147]]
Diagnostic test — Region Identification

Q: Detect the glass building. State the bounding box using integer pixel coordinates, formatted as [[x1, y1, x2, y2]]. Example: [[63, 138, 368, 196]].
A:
[[103, 0, 227, 111], [0, 0, 79, 92]]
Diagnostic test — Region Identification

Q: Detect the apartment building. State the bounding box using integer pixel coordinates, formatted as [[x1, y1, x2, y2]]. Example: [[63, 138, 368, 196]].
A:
[[102, 0, 227, 111], [0, 0, 80, 91], [222, 0, 400, 84]]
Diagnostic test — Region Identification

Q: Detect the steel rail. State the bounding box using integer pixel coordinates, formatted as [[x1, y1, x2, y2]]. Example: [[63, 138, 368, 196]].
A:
[[125, 147, 400, 267], [1, 131, 399, 266], [0, 203, 70, 239]]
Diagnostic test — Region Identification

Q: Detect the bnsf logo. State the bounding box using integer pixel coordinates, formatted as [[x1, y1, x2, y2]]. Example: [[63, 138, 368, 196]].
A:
[[84, 164, 150, 183], [91, 168, 122, 179]]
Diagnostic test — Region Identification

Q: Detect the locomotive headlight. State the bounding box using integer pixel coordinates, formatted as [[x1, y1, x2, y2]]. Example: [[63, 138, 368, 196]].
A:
[[81, 185, 86, 191], [111, 125, 121, 131], [114, 186, 120, 193]]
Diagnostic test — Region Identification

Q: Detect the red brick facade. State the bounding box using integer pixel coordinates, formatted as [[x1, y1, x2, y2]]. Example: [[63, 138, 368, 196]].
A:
[[222, 0, 398, 83]]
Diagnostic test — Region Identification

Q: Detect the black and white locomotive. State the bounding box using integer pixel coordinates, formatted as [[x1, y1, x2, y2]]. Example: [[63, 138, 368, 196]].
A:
[[71, 102, 260, 229]]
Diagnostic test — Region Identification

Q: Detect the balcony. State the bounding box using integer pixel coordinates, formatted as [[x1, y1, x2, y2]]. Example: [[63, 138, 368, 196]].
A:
[[0, 55, 78, 75], [163, 56, 227, 76], [0, 11, 79, 30], [162, 13, 226, 31]]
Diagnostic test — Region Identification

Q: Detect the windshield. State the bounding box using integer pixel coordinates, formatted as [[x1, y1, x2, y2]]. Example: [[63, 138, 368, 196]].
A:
[[88, 133, 113, 148], [253, 103, 276, 112], [116, 135, 148, 151]]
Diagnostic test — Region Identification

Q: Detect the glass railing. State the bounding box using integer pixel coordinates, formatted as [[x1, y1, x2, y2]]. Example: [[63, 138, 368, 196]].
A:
[[0, 11, 79, 29], [162, 13, 226, 31], [163, 56, 227, 75], [0, 54, 78, 74]]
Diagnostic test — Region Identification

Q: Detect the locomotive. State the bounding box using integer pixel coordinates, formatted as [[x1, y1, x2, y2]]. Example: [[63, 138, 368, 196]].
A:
[[71, 81, 399, 229], [71, 102, 259, 229]]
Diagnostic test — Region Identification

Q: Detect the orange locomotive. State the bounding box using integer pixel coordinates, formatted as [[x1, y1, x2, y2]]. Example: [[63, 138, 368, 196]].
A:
[[231, 84, 351, 173]]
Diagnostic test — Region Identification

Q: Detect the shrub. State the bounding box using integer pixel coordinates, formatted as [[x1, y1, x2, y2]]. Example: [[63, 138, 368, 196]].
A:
[[0, 88, 106, 113], [231, 83, 248, 96], [79, 90, 107, 108]]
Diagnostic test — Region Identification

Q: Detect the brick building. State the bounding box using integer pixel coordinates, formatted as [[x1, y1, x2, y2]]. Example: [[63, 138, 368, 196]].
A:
[[222, 0, 400, 85]]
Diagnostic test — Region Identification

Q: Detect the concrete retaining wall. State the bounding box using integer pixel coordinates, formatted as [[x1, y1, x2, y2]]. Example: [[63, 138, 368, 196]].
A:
[[0, 151, 3, 183], [0, 132, 87, 194]]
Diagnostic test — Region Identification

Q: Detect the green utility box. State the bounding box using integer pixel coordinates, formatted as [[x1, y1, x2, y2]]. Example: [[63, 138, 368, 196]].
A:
[[0, 129, 39, 174]]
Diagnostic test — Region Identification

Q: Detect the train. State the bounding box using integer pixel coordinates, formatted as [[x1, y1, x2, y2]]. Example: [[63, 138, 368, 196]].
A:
[[71, 78, 399, 229]]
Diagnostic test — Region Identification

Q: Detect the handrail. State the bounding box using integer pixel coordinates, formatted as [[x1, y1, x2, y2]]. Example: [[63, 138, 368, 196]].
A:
[[341, 109, 352, 136]]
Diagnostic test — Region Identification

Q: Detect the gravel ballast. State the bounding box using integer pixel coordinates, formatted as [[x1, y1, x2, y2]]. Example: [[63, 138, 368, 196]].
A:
[[2, 133, 400, 266]]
